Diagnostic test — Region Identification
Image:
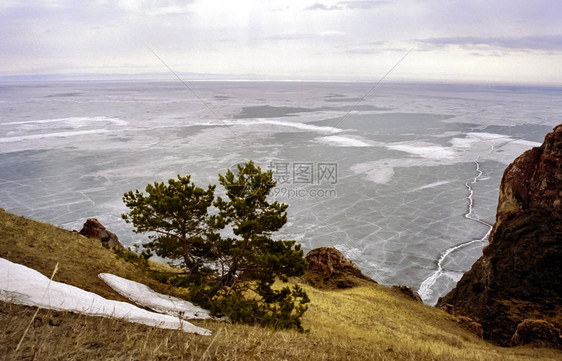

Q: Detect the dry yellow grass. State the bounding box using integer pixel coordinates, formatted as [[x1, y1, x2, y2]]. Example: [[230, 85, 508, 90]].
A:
[[1, 208, 560, 360], [0, 208, 182, 302]]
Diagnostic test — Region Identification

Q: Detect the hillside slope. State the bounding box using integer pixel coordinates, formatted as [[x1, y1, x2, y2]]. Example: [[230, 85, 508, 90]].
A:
[[1, 208, 560, 360]]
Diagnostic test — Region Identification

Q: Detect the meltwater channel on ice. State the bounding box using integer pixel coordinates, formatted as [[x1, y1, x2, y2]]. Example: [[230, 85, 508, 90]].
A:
[[1, 81, 561, 305]]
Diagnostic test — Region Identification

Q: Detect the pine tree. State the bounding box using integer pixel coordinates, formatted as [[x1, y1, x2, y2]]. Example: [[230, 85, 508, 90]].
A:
[[121, 163, 309, 331], [215, 161, 306, 286], [122, 175, 224, 272], [213, 161, 309, 330]]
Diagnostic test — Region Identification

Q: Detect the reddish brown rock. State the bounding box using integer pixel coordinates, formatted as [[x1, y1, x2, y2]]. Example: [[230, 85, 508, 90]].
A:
[[80, 218, 124, 249], [455, 316, 484, 339], [391, 285, 422, 303], [438, 124, 562, 346], [511, 319, 562, 349], [441, 303, 455, 316], [303, 247, 375, 289]]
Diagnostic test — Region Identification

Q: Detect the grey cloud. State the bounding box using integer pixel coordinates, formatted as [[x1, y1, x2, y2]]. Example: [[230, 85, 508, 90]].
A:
[[419, 35, 562, 51]]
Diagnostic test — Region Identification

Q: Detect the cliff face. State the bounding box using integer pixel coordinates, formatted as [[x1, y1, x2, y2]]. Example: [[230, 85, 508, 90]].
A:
[[438, 124, 562, 346]]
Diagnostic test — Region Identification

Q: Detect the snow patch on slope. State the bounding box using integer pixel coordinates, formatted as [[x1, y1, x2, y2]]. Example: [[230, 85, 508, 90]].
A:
[[0, 258, 211, 335], [99, 273, 212, 320]]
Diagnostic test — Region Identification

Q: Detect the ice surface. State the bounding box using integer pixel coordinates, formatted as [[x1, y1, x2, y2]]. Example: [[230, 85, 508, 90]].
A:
[[0, 258, 211, 335], [1, 81, 560, 306], [418, 157, 493, 302], [99, 273, 211, 320]]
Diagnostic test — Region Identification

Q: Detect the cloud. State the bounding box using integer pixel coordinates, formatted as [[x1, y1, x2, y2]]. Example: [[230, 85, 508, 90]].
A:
[[1, 0, 561, 83], [320, 30, 346, 36], [338, 1, 387, 9], [306, 1, 386, 11], [306, 3, 342, 11], [419, 35, 562, 52], [263, 33, 316, 41], [146, 4, 193, 16], [342, 41, 411, 54]]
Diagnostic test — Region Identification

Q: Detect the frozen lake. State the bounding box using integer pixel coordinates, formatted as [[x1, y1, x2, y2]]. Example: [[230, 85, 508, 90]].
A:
[[1, 81, 560, 305]]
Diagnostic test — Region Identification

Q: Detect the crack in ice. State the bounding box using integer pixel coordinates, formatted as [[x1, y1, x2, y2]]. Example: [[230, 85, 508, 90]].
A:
[[418, 157, 493, 304]]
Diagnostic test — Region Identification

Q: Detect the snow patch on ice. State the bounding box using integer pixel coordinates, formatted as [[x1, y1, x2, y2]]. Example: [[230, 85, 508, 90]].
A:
[[0, 258, 211, 335], [233, 119, 343, 134], [316, 135, 372, 147], [411, 180, 454, 192], [513, 139, 542, 147], [353, 132, 542, 185], [3, 116, 128, 126], [387, 143, 456, 159], [0, 129, 111, 143], [467, 132, 512, 140], [351, 162, 395, 184], [450, 132, 541, 149], [99, 273, 212, 320], [449, 137, 479, 148]]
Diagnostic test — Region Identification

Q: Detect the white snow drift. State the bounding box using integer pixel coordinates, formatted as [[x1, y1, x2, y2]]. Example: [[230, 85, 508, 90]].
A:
[[99, 273, 212, 320], [0, 258, 211, 335]]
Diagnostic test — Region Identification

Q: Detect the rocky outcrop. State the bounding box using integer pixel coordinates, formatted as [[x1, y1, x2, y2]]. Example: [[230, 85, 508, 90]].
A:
[[391, 285, 422, 303], [79, 219, 124, 249], [455, 316, 484, 339], [438, 124, 562, 346], [440, 305, 484, 338], [510, 319, 562, 349], [303, 247, 375, 289]]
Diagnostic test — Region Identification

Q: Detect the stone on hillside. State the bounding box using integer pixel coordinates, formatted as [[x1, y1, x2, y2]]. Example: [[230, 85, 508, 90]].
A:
[[303, 246, 375, 289], [79, 218, 124, 249], [391, 285, 423, 303], [455, 315, 484, 339], [510, 319, 561, 349]]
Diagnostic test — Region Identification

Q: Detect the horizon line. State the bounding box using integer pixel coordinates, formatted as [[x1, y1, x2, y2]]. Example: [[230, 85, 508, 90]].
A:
[[1, 72, 562, 88]]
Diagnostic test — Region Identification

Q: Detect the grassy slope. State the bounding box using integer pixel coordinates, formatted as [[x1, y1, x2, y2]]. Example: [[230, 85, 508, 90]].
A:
[[1, 208, 560, 360]]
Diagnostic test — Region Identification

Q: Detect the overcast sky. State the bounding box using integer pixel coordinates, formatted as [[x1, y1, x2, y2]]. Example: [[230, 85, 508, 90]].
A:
[[1, 0, 561, 84]]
